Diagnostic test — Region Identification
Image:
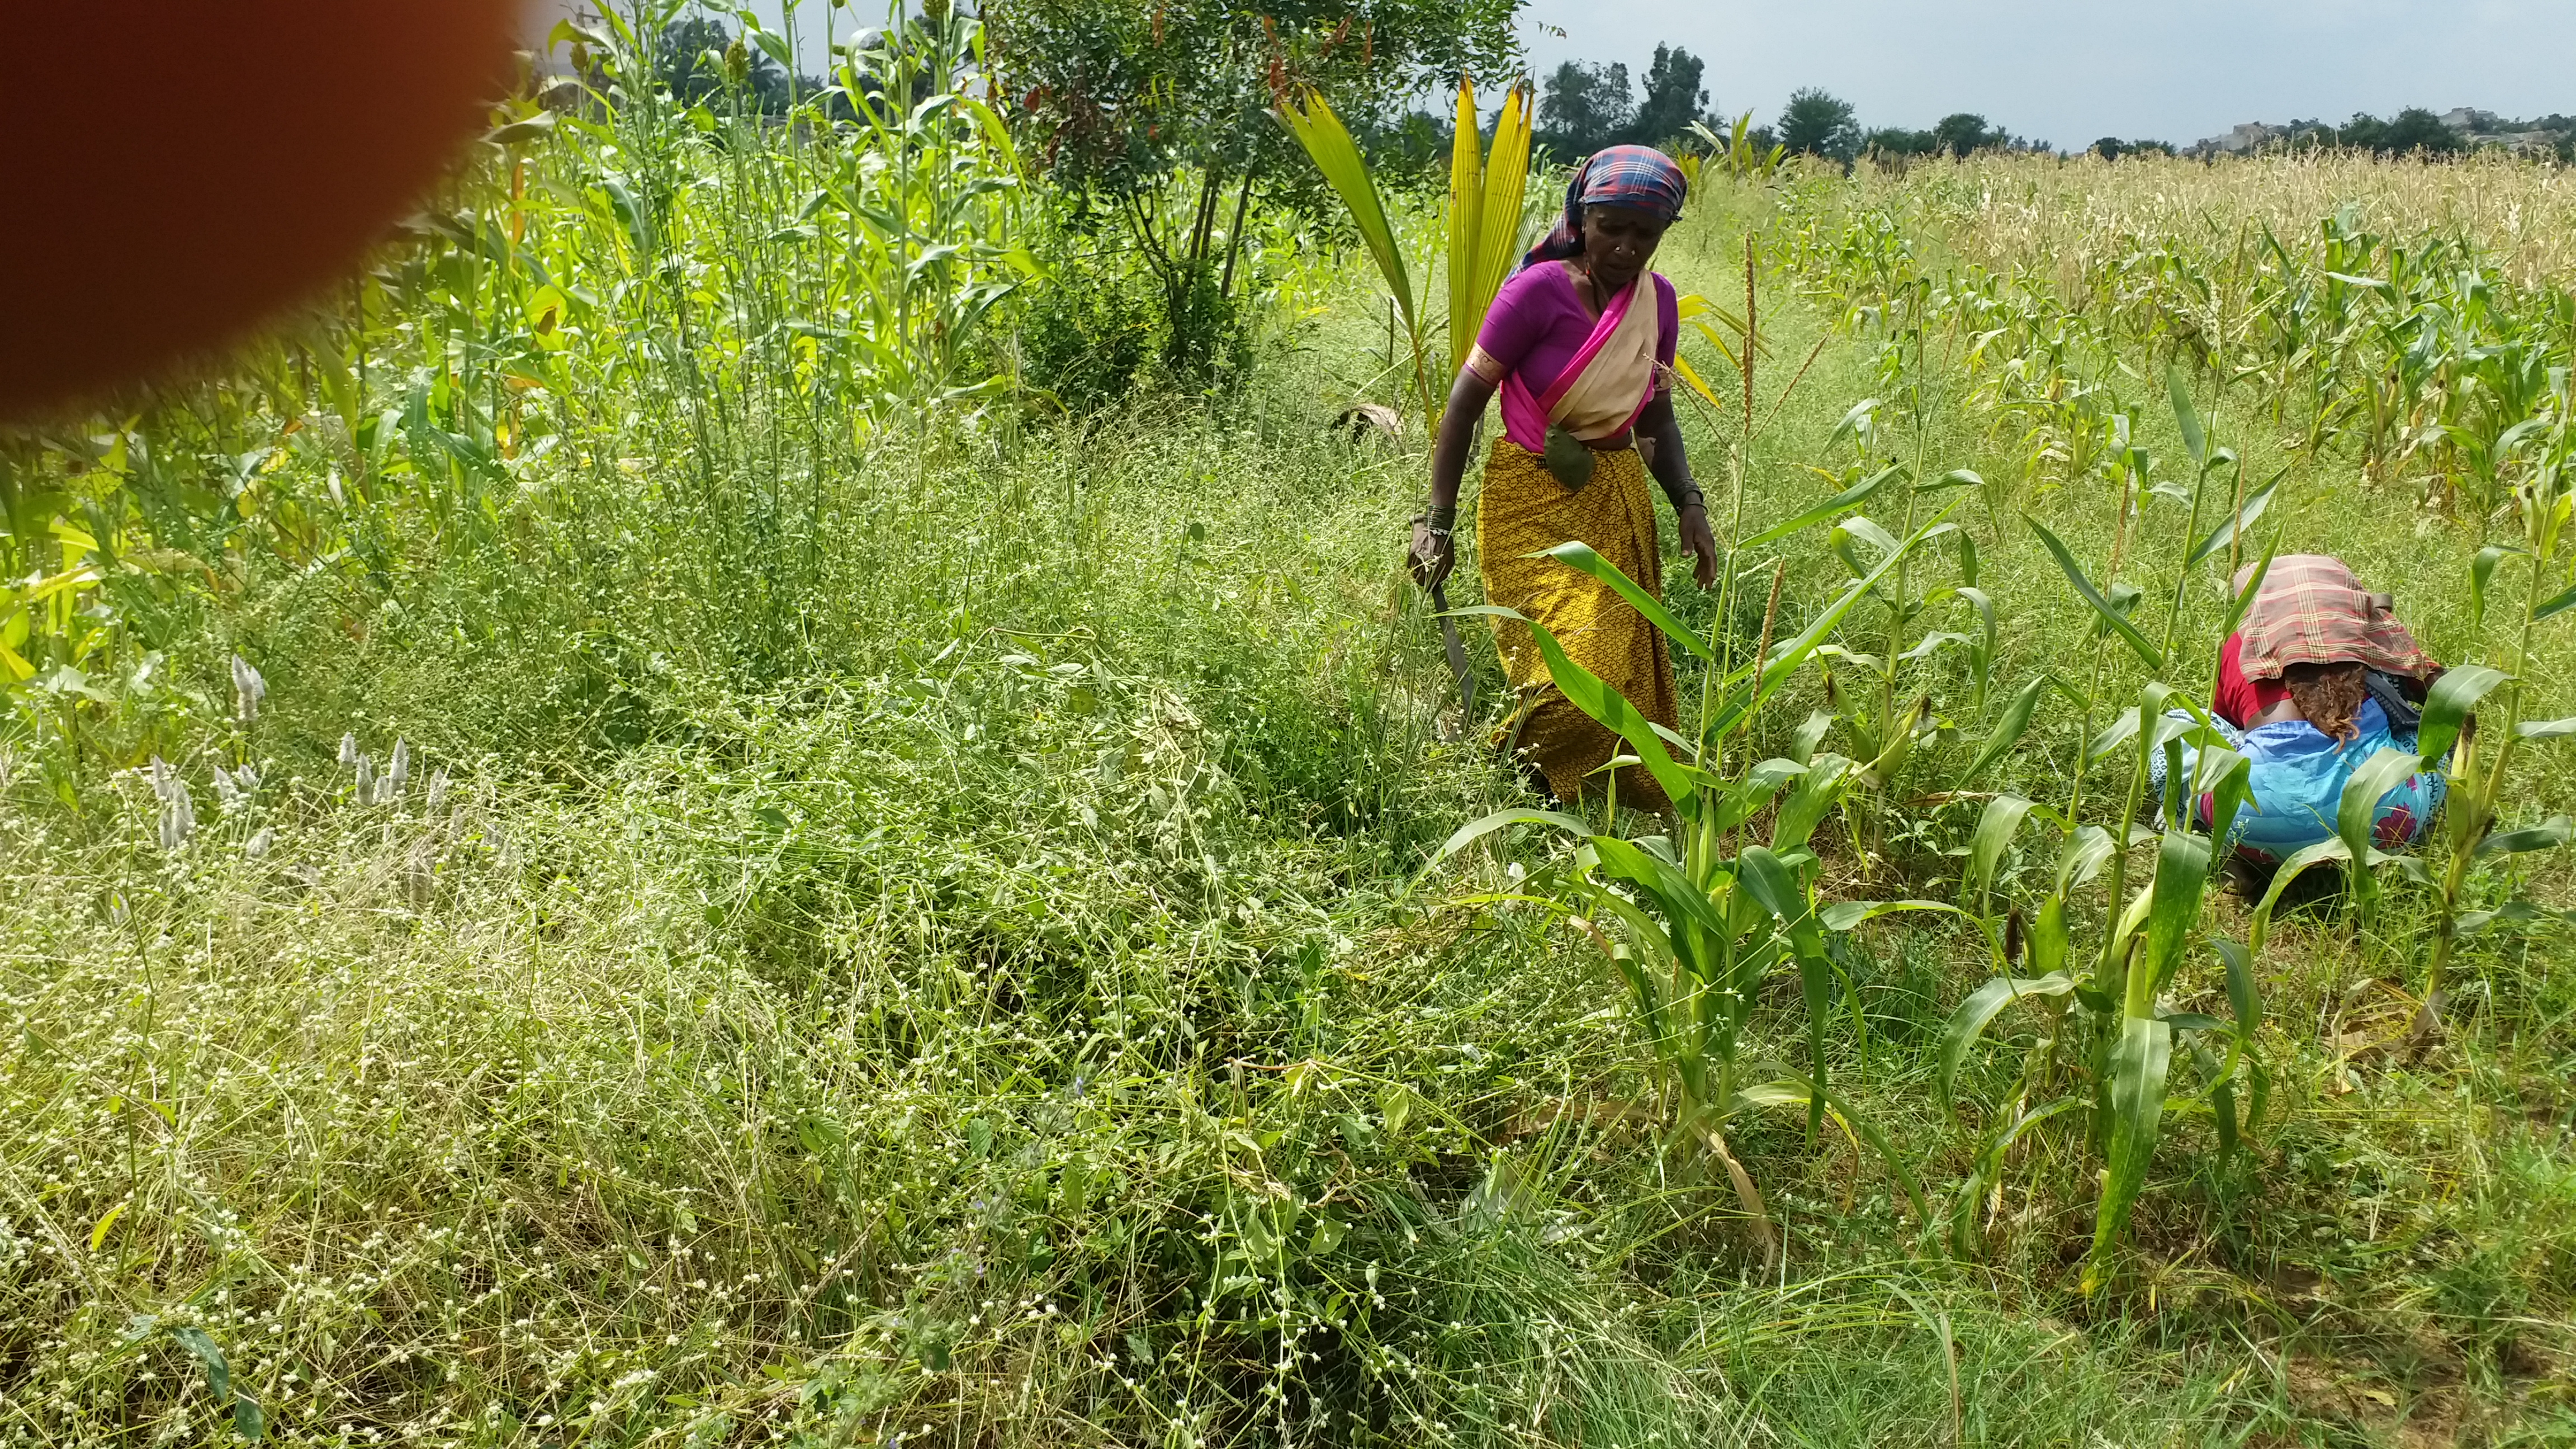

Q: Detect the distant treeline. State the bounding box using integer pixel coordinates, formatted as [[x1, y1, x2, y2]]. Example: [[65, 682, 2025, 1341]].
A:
[[2276, 109, 2576, 161], [1530, 63, 2049, 167], [1533, 45, 1722, 159], [1528, 50, 2576, 167]]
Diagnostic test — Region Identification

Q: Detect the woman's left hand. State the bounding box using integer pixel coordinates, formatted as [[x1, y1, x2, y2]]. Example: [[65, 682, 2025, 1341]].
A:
[[1679, 504, 1718, 589]]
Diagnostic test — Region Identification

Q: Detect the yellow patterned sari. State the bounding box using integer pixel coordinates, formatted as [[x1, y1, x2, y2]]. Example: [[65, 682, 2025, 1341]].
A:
[[1477, 438, 1677, 810]]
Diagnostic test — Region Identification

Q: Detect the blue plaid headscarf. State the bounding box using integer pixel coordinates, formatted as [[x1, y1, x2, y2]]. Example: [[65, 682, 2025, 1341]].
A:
[[1521, 144, 1688, 268]]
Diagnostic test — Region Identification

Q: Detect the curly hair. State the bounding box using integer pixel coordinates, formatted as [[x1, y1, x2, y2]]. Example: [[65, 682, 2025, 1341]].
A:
[[2283, 660, 2369, 743]]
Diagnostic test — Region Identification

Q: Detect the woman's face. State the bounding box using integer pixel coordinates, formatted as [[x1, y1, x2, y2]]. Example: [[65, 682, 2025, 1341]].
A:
[[1580, 205, 1669, 288]]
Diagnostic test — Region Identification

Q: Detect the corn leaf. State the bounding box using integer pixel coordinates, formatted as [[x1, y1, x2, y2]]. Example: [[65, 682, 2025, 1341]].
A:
[[1735, 844, 1805, 925], [2416, 664, 2509, 764], [1820, 897, 2004, 970], [1687, 315, 1748, 373], [1956, 674, 2048, 787], [1710, 757, 1807, 832], [1449, 605, 1698, 811], [1422, 807, 1590, 874], [1589, 836, 1730, 945], [2536, 577, 2576, 623], [1820, 897, 1985, 933], [2457, 899, 2576, 936], [1829, 397, 1882, 448], [2087, 1013, 2174, 1289], [2026, 515, 2163, 670], [1952, 1096, 2084, 1252], [1446, 79, 1484, 377], [1936, 972, 2077, 1107], [2138, 828, 2217, 1001], [1965, 794, 2036, 908], [2476, 814, 2572, 856], [1741, 465, 1902, 551], [1737, 845, 1831, 1136], [1736, 1072, 1929, 1224], [2336, 747, 2425, 865], [1469, 84, 1533, 347], [1533, 541, 1716, 661], [2469, 545, 2520, 632], [2187, 467, 2285, 569], [2247, 836, 2351, 955], [2165, 364, 2206, 472], [2214, 935, 2259, 1035], [1700, 505, 1957, 742], [1669, 354, 1728, 411], [2055, 825, 2118, 893], [2220, 534, 2280, 640], [1770, 755, 1854, 853]]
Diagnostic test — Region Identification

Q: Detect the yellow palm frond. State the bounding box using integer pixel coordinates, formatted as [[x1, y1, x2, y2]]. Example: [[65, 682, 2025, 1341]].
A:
[[1469, 83, 1535, 335], [1447, 77, 1485, 376], [1276, 88, 1415, 343]]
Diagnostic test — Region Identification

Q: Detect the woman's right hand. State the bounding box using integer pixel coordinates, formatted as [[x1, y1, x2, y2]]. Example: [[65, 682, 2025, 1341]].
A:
[[1409, 513, 1455, 593], [1418, 365, 1495, 596]]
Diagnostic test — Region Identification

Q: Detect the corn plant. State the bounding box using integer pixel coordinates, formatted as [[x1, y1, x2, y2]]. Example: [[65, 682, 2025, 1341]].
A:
[[1934, 374, 2299, 1285], [1688, 113, 1788, 184], [2243, 374, 2576, 1031], [1942, 683, 2263, 1282], [1808, 411, 1996, 858], [1426, 503, 1963, 1252]]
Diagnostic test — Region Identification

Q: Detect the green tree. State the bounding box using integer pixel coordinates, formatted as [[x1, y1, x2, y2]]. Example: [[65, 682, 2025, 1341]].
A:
[[1933, 112, 2003, 158], [2329, 111, 2466, 155], [1864, 126, 1938, 159], [1779, 87, 1859, 164], [1630, 44, 1714, 149], [2336, 113, 2388, 150], [988, 0, 1522, 373], [657, 17, 793, 114], [1536, 59, 1632, 159], [2379, 107, 2465, 155], [2092, 136, 2125, 159]]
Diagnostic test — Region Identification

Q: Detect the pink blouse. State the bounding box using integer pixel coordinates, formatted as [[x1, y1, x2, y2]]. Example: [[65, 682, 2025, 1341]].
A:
[[1469, 262, 1679, 451]]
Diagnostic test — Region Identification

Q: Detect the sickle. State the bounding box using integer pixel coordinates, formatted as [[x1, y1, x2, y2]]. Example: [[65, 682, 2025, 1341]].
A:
[[1429, 583, 1479, 728]]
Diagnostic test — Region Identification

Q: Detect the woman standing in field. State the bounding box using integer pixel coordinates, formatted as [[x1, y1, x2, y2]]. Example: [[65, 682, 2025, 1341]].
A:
[[1409, 145, 1718, 810]]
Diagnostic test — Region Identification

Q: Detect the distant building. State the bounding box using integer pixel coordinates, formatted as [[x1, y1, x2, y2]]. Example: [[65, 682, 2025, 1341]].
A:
[[2481, 130, 2561, 154], [2187, 108, 2568, 159], [2442, 108, 2563, 153], [2189, 122, 2284, 158]]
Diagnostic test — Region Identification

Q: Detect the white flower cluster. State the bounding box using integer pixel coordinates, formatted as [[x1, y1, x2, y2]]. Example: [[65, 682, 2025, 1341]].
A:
[[230, 654, 266, 723], [146, 755, 193, 850]]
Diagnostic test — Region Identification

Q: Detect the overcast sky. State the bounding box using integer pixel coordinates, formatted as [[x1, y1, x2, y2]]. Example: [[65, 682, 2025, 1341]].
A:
[[1519, 0, 2576, 147]]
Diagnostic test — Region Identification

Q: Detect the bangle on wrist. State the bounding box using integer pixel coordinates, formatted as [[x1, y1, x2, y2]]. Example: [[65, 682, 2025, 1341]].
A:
[[1422, 501, 1458, 537], [1676, 489, 1705, 513]]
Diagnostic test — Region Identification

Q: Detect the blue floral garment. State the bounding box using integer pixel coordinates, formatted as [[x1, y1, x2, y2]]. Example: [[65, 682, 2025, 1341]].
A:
[[2148, 698, 2445, 865]]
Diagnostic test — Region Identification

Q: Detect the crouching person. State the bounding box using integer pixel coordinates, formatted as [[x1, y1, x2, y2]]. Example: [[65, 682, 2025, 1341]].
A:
[[2149, 555, 2446, 867]]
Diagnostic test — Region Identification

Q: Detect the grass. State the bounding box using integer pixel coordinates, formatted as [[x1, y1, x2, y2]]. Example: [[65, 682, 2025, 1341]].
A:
[[4, 108, 2575, 1449]]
